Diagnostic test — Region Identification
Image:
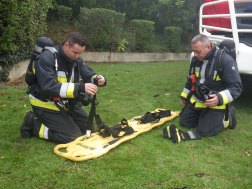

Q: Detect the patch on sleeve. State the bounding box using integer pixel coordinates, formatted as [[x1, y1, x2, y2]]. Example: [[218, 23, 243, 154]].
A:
[[232, 66, 235, 70], [83, 62, 86, 66]]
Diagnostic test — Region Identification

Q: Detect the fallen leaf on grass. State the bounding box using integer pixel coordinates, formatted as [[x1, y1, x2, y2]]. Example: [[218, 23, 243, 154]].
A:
[[245, 151, 250, 157], [153, 94, 159, 97], [2, 104, 7, 107]]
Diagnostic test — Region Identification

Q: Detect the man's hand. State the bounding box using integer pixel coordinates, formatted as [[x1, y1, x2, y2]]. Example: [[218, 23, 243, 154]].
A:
[[204, 94, 219, 107], [85, 83, 98, 95], [96, 75, 105, 86], [180, 99, 187, 106]]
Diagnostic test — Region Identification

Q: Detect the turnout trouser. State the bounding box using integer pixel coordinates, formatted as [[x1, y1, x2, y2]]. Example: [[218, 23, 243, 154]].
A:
[[179, 102, 229, 137], [32, 105, 89, 144]]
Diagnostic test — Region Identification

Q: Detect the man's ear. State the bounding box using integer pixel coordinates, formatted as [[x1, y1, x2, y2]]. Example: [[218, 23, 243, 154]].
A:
[[207, 44, 212, 52], [62, 42, 69, 54], [64, 42, 69, 48]]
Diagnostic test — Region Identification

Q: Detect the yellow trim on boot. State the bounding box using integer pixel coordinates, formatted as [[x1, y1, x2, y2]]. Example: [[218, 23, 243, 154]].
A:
[[224, 119, 230, 129], [167, 126, 171, 139], [175, 128, 181, 143], [39, 124, 45, 138]]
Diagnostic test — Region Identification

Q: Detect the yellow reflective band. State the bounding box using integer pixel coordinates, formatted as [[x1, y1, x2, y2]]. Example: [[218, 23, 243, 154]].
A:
[[208, 104, 226, 109], [181, 92, 188, 99], [33, 67, 35, 75], [58, 77, 67, 83], [224, 120, 230, 129], [190, 97, 196, 104], [195, 102, 208, 108], [167, 127, 171, 138], [29, 98, 60, 111], [39, 124, 45, 138], [219, 91, 229, 105], [67, 83, 75, 98], [195, 72, 199, 77], [190, 97, 226, 109], [176, 129, 181, 143], [213, 75, 221, 81]]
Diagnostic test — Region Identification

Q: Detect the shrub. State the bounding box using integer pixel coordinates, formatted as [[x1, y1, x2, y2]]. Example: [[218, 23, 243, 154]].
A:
[[0, 0, 52, 81], [129, 20, 155, 52], [164, 27, 182, 52], [75, 7, 125, 52], [0, 0, 52, 53], [57, 5, 72, 22]]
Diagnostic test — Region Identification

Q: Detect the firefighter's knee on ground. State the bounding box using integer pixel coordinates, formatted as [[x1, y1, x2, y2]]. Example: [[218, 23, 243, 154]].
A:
[[196, 126, 219, 137], [179, 117, 195, 129], [179, 118, 187, 128], [62, 131, 82, 144]]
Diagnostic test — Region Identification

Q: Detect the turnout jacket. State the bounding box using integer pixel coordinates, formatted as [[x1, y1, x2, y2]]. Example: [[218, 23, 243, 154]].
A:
[[180, 45, 242, 109], [29, 42, 106, 112]]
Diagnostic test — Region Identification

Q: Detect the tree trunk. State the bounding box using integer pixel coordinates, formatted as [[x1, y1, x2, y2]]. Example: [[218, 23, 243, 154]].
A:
[[186, 0, 205, 47]]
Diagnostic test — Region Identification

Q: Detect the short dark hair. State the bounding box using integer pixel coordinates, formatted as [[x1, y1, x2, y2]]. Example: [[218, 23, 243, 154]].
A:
[[191, 34, 210, 48], [66, 32, 86, 47]]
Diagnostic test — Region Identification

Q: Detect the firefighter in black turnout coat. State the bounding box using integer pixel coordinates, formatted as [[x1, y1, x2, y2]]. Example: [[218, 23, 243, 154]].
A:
[[179, 34, 242, 137], [20, 32, 107, 143]]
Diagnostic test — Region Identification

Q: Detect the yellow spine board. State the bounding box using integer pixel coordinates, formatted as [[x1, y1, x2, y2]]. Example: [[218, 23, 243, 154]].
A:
[[54, 109, 180, 161]]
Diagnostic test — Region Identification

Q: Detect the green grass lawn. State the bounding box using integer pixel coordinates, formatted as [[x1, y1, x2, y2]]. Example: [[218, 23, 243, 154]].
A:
[[0, 61, 251, 189]]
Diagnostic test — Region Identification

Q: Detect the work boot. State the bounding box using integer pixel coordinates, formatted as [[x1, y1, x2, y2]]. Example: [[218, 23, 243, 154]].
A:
[[228, 106, 237, 129], [20, 111, 35, 138]]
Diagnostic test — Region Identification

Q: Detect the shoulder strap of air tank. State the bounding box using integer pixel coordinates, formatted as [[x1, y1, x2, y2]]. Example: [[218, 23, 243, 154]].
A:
[[208, 47, 219, 79], [190, 57, 197, 80], [44, 46, 59, 81], [44, 46, 58, 54]]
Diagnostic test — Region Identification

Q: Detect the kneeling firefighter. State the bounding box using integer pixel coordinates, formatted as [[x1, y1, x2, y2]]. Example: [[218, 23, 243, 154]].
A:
[[179, 34, 242, 138], [20, 32, 107, 144]]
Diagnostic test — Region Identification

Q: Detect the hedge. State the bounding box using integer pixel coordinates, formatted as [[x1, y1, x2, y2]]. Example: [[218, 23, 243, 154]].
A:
[[0, 0, 52, 81], [75, 7, 125, 52], [164, 26, 182, 52], [129, 20, 155, 52]]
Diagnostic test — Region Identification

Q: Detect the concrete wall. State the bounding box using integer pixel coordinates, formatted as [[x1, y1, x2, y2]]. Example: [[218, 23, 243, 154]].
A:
[[80, 52, 191, 62], [3, 52, 190, 82], [8, 59, 30, 82]]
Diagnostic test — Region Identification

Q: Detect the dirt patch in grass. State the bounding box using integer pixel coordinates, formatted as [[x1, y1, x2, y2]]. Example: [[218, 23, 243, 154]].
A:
[[1, 74, 26, 86]]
